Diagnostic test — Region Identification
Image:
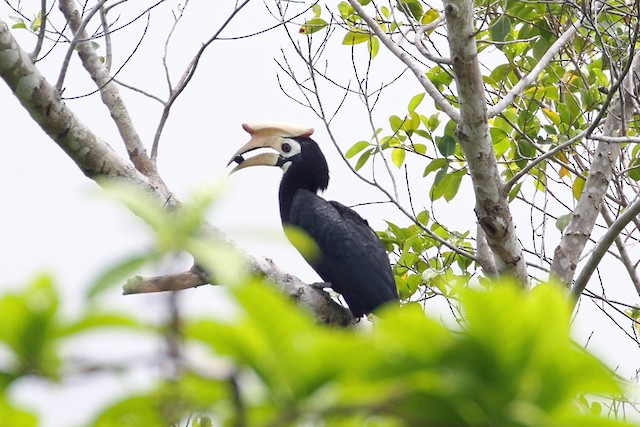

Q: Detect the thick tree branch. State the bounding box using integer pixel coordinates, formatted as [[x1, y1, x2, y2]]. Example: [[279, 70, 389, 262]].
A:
[[0, 19, 149, 186], [124, 259, 354, 325], [58, 0, 158, 177], [442, 0, 529, 284], [0, 18, 350, 326], [551, 51, 640, 285]]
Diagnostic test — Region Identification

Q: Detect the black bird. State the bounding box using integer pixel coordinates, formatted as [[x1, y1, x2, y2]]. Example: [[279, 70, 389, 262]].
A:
[[229, 122, 398, 317]]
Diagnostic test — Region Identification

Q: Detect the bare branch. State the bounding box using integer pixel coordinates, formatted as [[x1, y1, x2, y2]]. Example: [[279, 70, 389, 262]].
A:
[[151, 0, 253, 161], [503, 131, 588, 193], [58, 0, 157, 177], [55, 0, 108, 92], [571, 193, 640, 300], [125, 261, 355, 326], [346, 0, 460, 121], [412, 17, 452, 65], [99, 5, 112, 72], [0, 18, 152, 186], [29, 0, 46, 60], [589, 134, 640, 144]]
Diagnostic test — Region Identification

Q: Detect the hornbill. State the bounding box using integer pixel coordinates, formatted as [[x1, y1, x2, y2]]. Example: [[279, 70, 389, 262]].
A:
[[229, 122, 398, 318]]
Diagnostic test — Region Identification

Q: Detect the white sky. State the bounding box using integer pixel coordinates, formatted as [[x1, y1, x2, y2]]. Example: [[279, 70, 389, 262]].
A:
[[1, 1, 639, 426]]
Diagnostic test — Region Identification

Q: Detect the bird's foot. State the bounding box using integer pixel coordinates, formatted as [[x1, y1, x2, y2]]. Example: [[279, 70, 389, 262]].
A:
[[309, 281, 332, 290]]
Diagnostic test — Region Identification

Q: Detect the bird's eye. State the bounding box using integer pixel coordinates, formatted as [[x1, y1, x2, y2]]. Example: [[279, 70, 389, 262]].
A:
[[282, 142, 292, 153]]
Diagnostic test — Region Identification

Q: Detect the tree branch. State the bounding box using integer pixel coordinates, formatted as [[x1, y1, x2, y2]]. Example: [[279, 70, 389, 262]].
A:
[[0, 17, 351, 326], [442, 0, 529, 284], [571, 194, 640, 301], [487, 21, 581, 118], [124, 259, 354, 325], [551, 50, 640, 285], [150, 0, 253, 161], [346, 0, 460, 121], [30, 0, 47, 61], [58, 0, 158, 177]]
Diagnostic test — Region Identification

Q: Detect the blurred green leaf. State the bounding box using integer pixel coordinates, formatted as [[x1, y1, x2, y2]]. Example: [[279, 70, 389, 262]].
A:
[[58, 312, 142, 337], [368, 36, 380, 59], [87, 253, 158, 298], [0, 395, 37, 427]]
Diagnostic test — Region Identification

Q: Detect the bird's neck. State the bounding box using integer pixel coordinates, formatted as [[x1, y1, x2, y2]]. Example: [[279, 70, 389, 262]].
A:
[[278, 173, 319, 224]]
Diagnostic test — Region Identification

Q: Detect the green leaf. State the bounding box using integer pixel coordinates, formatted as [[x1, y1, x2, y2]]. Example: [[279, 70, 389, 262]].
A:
[[508, 182, 523, 202], [87, 253, 156, 298], [58, 312, 142, 337], [426, 113, 441, 131], [443, 168, 466, 201], [389, 115, 404, 133], [490, 16, 511, 48], [31, 11, 42, 32], [338, 2, 355, 19], [408, 93, 425, 113], [397, 0, 424, 20], [423, 158, 448, 177], [345, 140, 370, 159], [300, 18, 328, 34], [422, 8, 440, 25], [367, 36, 379, 59], [10, 16, 26, 29], [0, 275, 60, 379], [284, 225, 322, 263], [628, 157, 640, 181], [192, 416, 213, 427], [355, 149, 372, 170], [0, 396, 37, 427], [436, 134, 457, 157], [392, 147, 406, 168], [572, 176, 586, 200], [542, 107, 561, 125], [556, 213, 572, 231], [342, 31, 370, 45], [312, 3, 322, 17]]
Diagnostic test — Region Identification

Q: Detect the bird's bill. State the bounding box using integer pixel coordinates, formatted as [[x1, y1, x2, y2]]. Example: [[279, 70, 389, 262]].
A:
[[228, 150, 280, 174], [228, 121, 313, 174]]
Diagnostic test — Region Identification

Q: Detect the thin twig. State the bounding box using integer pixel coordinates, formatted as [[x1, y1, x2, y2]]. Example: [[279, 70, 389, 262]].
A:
[[151, 0, 253, 161], [30, 0, 46, 60]]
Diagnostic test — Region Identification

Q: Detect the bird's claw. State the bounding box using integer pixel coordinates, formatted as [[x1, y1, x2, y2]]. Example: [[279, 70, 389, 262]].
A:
[[310, 281, 331, 290]]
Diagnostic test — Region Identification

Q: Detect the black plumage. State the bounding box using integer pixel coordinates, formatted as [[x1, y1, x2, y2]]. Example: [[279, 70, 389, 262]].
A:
[[281, 137, 398, 317], [230, 123, 398, 317]]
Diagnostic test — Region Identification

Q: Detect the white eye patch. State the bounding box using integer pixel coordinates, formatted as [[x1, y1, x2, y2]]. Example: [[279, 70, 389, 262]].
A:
[[280, 138, 301, 158]]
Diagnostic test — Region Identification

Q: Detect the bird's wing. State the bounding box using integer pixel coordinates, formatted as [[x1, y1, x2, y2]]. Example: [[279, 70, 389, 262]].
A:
[[288, 190, 397, 316]]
